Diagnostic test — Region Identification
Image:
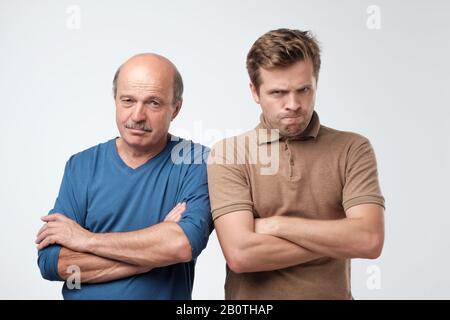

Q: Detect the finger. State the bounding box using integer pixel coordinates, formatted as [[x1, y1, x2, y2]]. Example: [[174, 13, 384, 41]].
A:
[[174, 204, 185, 216], [168, 203, 183, 216], [41, 213, 64, 222], [179, 202, 187, 214], [36, 221, 59, 238], [164, 214, 175, 222], [167, 204, 186, 221], [36, 224, 48, 237], [35, 228, 55, 244], [167, 203, 181, 215], [167, 212, 182, 223], [165, 202, 188, 221], [172, 202, 183, 211], [165, 209, 182, 221], [36, 237, 51, 250], [165, 215, 177, 222], [164, 206, 179, 220], [172, 213, 182, 223], [36, 235, 56, 250], [173, 204, 185, 215]]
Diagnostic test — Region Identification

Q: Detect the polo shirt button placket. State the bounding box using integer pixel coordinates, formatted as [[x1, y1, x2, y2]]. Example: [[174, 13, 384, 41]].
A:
[[285, 140, 294, 179]]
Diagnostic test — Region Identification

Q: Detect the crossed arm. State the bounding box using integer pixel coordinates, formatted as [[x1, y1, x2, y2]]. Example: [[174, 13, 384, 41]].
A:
[[214, 203, 384, 273], [214, 211, 322, 273], [56, 247, 150, 283], [255, 203, 384, 260], [36, 203, 190, 283]]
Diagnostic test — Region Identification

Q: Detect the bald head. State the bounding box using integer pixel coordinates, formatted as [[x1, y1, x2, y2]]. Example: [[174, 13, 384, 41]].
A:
[[112, 53, 183, 105]]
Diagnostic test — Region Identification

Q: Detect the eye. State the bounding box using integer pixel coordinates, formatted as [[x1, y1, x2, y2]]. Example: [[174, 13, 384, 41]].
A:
[[121, 98, 134, 107], [270, 90, 283, 96], [299, 87, 310, 93], [148, 100, 161, 107]]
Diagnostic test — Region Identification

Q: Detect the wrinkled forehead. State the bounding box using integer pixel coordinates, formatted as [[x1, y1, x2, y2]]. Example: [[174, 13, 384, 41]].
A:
[[117, 62, 174, 96], [259, 60, 316, 88]]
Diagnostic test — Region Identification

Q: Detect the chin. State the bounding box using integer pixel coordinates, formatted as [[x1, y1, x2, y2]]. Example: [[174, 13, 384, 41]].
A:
[[123, 134, 151, 147], [281, 124, 305, 137]]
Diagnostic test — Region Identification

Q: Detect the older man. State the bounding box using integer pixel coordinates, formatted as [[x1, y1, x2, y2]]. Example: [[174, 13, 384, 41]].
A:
[[36, 53, 212, 299], [208, 29, 385, 299]]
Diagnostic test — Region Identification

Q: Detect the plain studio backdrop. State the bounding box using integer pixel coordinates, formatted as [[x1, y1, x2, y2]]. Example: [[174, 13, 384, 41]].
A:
[[1, 0, 449, 299]]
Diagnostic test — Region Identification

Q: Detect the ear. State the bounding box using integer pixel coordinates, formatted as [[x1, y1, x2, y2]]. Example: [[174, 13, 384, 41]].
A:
[[249, 82, 260, 104], [171, 99, 182, 121]]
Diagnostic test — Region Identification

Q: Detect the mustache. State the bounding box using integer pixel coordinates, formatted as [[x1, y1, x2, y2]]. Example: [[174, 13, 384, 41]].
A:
[[124, 121, 153, 132]]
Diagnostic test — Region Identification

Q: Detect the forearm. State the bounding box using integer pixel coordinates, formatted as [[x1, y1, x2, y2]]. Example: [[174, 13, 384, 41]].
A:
[[215, 210, 322, 273], [87, 222, 192, 267], [227, 232, 321, 273], [267, 216, 377, 259], [57, 247, 150, 283]]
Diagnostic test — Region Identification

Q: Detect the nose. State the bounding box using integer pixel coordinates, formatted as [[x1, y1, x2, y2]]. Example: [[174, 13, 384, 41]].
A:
[[285, 92, 301, 112], [131, 102, 146, 122]]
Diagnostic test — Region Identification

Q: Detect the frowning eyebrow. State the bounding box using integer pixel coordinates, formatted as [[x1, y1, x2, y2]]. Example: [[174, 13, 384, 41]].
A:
[[266, 84, 313, 93]]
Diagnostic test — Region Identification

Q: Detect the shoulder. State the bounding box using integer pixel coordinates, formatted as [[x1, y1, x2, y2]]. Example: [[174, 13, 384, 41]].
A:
[[170, 136, 210, 166], [65, 139, 112, 173], [318, 125, 372, 149], [209, 129, 257, 163], [212, 129, 259, 146]]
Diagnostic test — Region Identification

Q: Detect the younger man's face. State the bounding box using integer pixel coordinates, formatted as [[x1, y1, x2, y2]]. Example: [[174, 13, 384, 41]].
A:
[[251, 59, 317, 137]]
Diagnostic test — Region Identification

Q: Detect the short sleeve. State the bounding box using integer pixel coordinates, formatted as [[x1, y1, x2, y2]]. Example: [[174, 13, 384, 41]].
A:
[[207, 140, 253, 221], [342, 137, 385, 212], [37, 156, 87, 281], [176, 146, 213, 260]]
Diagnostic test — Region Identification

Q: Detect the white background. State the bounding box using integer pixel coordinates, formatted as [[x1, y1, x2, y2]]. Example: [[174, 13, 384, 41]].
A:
[[1, 0, 449, 299]]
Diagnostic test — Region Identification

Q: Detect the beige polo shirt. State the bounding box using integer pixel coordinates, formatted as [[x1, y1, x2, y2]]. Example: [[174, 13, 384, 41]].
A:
[[207, 111, 385, 299]]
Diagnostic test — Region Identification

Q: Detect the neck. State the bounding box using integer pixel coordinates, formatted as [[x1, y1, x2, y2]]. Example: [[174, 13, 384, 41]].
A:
[[116, 135, 169, 169]]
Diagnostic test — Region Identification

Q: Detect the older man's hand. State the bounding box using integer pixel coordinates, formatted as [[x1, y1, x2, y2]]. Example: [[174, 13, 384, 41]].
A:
[[163, 202, 186, 223], [35, 213, 94, 252]]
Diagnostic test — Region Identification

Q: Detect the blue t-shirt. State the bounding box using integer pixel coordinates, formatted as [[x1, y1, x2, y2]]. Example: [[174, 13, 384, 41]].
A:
[[37, 136, 213, 299]]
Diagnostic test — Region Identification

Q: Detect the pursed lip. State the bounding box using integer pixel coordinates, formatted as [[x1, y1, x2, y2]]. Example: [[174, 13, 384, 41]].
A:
[[281, 115, 302, 120]]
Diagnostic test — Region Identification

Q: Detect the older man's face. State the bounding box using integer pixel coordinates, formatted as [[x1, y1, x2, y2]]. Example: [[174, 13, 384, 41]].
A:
[[115, 59, 180, 150]]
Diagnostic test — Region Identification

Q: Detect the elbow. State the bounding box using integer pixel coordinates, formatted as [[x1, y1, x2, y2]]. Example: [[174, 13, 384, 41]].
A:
[[176, 236, 193, 263], [38, 262, 52, 281], [38, 252, 61, 281], [361, 233, 384, 259], [37, 246, 63, 281], [225, 249, 251, 274], [227, 258, 246, 274]]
